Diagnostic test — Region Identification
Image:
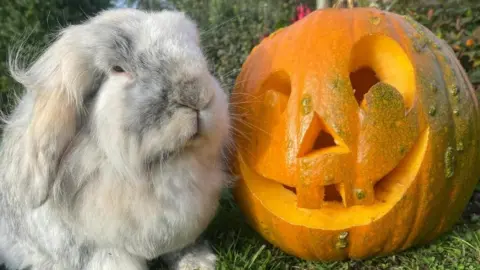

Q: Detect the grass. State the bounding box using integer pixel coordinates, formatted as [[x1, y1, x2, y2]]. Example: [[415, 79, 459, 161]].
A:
[[0, 191, 477, 270], [162, 189, 480, 270]]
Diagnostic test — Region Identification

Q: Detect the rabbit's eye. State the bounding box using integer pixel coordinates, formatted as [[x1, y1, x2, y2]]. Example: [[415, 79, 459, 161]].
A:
[[112, 66, 125, 73]]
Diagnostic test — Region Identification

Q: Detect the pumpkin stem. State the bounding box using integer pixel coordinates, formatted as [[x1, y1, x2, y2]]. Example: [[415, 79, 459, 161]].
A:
[[333, 0, 356, 8]]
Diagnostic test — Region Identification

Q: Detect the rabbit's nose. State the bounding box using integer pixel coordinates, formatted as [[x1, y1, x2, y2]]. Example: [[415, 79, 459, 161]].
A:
[[176, 93, 200, 110], [176, 88, 213, 111], [174, 76, 214, 110]]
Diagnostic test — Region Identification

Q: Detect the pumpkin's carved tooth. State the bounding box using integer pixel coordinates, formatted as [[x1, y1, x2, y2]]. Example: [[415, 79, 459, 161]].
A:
[[297, 184, 324, 208]]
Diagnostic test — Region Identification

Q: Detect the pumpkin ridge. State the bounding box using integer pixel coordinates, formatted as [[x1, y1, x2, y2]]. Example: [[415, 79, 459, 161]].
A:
[[434, 45, 478, 236], [386, 15, 435, 251]]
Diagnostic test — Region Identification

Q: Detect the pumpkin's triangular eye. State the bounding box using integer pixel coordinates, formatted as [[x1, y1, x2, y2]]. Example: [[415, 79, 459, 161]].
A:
[[312, 129, 336, 151]]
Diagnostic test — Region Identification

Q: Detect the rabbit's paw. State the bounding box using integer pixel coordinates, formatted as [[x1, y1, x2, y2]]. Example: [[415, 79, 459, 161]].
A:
[[85, 249, 147, 270], [162, 240, 216, 270], [173, 253, 216, 270]]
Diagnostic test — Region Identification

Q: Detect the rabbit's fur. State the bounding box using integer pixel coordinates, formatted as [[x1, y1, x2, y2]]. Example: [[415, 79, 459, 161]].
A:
[[0, 8, 231, 270]]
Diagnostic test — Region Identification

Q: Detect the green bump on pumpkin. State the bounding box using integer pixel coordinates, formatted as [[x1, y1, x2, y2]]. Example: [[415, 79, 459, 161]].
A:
[[404, 16, 439, 53], [301, 94, 312, 115], [456, 141, 464, 152], [335, 241, 348, 249], [335, 232, 349, 249], [330, 75, 348, 93], [369, 16, 381, 25], [355, 189, 366, 200], [444, 146, 456, 179], [453, 109, 460, 116], [450, 84, 459, 96], [428, 105, 437, 116], [430, 41, 440, 49], [339, 231, 349, 240], [413, 37, 428, 52]]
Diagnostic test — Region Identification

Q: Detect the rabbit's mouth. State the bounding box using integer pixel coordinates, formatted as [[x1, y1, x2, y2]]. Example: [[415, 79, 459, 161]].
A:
[[193, 110, 201, 139], [183, 112, 202, 147], [185, 109, 214, 147]]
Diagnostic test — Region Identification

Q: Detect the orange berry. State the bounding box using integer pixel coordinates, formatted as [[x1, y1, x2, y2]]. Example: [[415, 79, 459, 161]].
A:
[[466, 39, 474, 47]]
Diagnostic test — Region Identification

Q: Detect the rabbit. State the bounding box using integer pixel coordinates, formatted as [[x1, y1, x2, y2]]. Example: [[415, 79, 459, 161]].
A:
[[0, 7, 231, 270]]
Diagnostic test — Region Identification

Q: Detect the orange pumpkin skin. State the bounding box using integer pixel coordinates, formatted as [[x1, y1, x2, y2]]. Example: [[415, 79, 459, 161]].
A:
[[231, 8, 480, 261]]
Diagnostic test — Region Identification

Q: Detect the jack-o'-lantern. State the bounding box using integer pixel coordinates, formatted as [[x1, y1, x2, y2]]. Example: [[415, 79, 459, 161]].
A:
[[230, 7, 480, 261]]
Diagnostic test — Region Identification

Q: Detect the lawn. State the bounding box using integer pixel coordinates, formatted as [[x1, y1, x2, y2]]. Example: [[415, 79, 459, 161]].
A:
[[147, 187, 480, 270], [205, 190, 480, 270]]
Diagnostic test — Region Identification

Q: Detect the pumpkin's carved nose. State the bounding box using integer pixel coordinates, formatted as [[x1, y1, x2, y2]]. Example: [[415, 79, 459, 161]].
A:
[[296, 111, 345, 158]]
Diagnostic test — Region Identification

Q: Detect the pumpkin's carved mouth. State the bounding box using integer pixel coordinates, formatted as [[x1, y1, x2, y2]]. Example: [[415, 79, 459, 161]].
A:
[[283, 183, 343, 203], [238, 127, 429, 229]]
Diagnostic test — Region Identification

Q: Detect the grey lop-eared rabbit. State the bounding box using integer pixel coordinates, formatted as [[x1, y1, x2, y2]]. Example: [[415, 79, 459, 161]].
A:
[[0, 8, 231, 270]]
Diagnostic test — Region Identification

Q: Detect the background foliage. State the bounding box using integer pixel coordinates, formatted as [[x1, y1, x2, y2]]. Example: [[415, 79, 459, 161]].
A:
[[167, 0, 301, 92], [0, 0, 111, 114], [2, 0, 478, 111], [387, 1, 480, 90]]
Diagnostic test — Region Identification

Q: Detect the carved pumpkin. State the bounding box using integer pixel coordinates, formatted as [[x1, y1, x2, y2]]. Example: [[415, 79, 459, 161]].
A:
[[231, 8, 480, 261]]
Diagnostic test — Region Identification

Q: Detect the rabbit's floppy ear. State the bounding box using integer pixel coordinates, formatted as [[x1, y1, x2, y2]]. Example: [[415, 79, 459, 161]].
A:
[[9, 25, 100, 207]]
